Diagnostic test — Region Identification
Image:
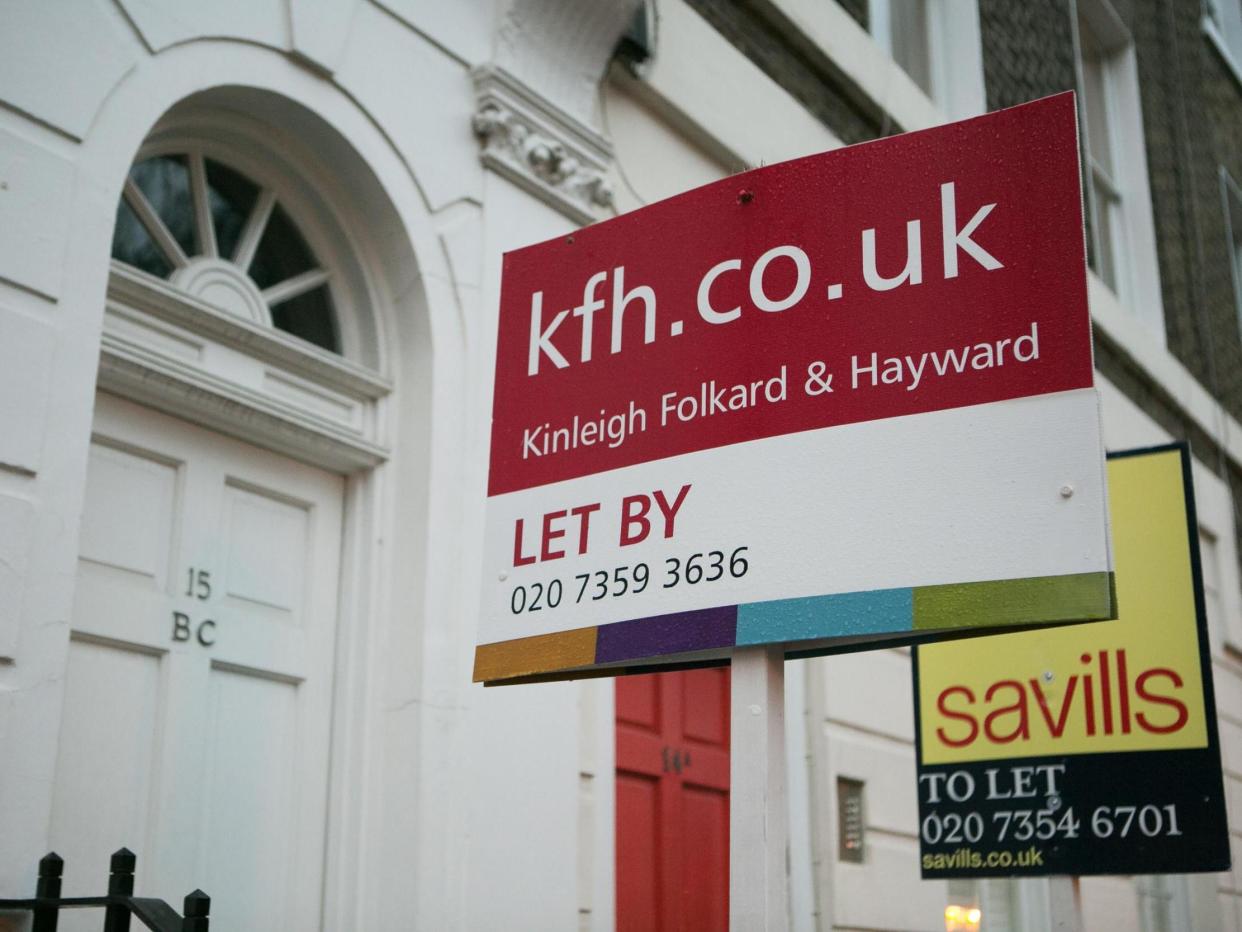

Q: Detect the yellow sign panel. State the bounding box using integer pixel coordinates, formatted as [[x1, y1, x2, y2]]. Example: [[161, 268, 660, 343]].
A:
[[918, 448, 1208, 764]]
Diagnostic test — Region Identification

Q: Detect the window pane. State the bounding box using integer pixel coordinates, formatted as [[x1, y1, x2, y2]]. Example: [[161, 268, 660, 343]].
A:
[[1200, 529, 1224, 648], [205, 159, 259, 263], [1215, 0, 1242, 66], [250, 205, 318, 290], [269, 285, 339, 354], [1227, 179, 1242, 340], [1234, 225, 1242, 317], [890, 1, 933, 96], [945, 877, 988, 932], [1079, 17, 1114, 174], [1091, 176, 1118, 291], [111, 197, 173, 279], [130, 156, 197, 259]]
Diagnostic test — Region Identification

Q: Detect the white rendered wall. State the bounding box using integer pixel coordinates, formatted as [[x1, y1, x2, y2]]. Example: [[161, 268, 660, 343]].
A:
[[0, 3, 613, 932], [0, 1, 147, 912]]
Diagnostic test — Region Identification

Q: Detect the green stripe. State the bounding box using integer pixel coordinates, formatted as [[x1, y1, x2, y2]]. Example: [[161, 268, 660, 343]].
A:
[[913, 571, 1116, 630]]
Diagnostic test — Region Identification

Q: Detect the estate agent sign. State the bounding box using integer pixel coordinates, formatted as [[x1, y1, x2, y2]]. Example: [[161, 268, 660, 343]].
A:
[[914, 445, 1230, 877], [475, 92, 1115, 684]]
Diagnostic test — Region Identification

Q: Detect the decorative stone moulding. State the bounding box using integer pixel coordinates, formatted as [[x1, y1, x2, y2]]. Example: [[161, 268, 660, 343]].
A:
[[171, 257, 270, 325], [472, 65, 615, 226]]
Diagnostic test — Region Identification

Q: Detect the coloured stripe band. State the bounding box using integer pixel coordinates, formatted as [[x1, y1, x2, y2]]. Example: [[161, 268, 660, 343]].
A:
[[474, 571, 1115, 682]]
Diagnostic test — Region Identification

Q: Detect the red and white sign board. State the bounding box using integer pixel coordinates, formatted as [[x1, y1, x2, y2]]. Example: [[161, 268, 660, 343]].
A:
[[474, 93, 1114, 684]]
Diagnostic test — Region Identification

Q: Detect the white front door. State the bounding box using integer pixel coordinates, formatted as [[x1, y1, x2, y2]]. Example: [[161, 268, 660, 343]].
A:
[[50, 392, 344, 932]]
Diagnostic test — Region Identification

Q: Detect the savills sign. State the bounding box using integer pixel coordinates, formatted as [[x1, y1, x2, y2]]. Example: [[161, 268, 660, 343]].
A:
[[914, 445, 1229, 877]]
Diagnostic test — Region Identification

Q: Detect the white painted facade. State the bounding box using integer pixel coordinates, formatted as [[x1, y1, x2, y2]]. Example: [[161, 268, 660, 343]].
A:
[[0, 2, 1239, 930]]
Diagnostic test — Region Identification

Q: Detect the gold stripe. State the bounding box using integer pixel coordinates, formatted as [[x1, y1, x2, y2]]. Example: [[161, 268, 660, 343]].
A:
[[473, 627, 598, 682]]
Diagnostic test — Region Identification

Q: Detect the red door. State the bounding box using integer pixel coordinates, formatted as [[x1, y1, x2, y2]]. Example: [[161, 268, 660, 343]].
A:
[[616, 667, 730, 932]]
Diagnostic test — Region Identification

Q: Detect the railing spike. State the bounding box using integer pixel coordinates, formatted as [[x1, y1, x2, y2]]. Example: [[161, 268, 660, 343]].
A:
[[33, 851, 63, 932], [183, 888, 211, 930], [110, 848, 137, 871], [105, 849, 135, 932], [5, 846, 207, 932]]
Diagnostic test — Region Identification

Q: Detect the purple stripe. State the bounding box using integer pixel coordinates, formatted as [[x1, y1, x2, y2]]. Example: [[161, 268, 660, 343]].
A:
[[594, 605, 738, 664]]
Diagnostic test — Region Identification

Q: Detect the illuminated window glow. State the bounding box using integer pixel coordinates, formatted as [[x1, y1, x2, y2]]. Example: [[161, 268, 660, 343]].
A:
[[944, 903, 982, 932]]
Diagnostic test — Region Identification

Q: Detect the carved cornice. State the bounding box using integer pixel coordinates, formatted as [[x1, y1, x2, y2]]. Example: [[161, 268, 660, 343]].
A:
[[472, 65, 615, 226]]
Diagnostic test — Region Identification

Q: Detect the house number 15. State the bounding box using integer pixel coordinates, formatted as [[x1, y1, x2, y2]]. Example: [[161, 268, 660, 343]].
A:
[[185, 568, 212, 600], [174, 567, 216, 646]]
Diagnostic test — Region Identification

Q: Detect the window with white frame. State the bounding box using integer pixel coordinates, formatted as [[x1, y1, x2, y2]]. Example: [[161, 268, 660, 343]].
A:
[[944, 877, 1020, 932], [98, 112, 391, 475], [1136, 875, 1191, 932], [1204, 0, 1242, 83], [870, 0, 941, 100], [867, 1, 987, 120], [1199, 526, 1226, 649], [1221, 168, 1242, 339], [1075, 0, 1166, 335], [1205, 0, 1229, 39], [111, 152, 341, 354], [1078, 10, 1128, 297], [943, 878, 981, 932]]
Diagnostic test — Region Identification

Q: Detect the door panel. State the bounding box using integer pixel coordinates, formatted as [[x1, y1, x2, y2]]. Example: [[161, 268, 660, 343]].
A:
[[617, 673, 661, 730], [221, 481, 308, 617], [616, 772, 662, 932], [681, 667, 728, 745], [616, 667, 730, 932], [681, 785, 729, 932], [199, 665, 298, 932], [51, 393, 344, 932], [49, 638, 163, 875], [76, 442, 178, 586]]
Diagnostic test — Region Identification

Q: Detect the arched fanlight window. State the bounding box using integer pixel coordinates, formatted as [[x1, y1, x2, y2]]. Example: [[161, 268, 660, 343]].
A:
[[111, 153, 340, 354]]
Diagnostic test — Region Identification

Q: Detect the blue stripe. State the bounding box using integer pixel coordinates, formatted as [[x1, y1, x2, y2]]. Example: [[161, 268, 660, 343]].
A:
[[735, 587, 914, 644]]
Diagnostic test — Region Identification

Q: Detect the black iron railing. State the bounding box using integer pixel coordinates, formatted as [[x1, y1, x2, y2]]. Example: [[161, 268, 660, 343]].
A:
[[0, 849, 209, 931]]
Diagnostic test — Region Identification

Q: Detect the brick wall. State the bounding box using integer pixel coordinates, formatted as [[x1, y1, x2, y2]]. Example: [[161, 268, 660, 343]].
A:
[[1134, 0, 1242, 414], [1128, 0, 1242, 558], [978, 0, 1076, 109]]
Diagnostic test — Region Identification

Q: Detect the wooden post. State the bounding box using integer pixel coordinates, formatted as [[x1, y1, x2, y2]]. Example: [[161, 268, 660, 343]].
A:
[[729, 645, 788, 932], [1048, 876, 1081, 931]]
